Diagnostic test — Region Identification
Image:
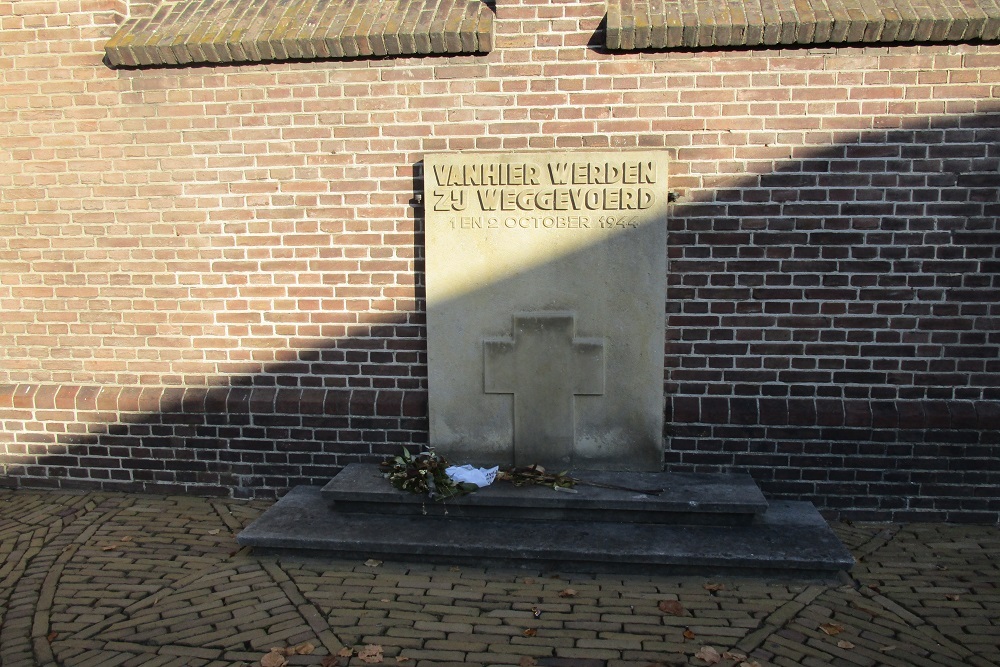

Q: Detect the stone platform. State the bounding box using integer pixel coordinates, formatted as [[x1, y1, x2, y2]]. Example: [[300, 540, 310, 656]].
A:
[[322, 463, 767, 525], [238, 465, 855, 578]]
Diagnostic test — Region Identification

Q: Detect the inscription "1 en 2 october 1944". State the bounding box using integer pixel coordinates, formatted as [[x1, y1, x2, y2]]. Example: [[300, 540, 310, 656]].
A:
[[430, 159, 659, 219]]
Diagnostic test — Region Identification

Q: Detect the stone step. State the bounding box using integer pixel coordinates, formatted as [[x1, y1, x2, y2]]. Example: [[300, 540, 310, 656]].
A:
[[321, 463, 768, 526], [238, 486, 855, 578]]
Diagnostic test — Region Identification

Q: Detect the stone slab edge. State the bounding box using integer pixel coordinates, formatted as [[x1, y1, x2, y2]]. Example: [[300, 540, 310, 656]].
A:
[[238, 486, 855, 576], [105, 0, 494, 68], [321, 463, 769, 516], [606, 0, 1000, 50]]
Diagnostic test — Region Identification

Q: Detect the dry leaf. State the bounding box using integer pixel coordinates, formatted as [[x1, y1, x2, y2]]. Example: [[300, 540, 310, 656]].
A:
[[358, 644, 383, 664], [819, 622, 845, 636], [321, 658, 342, 667], [519, 657, 537, 667], [694, 645, 722, 664], [703, 583, 725, 592], [946, 594, 961, 601], [208, 529, 220, 535], [364, 559, 383, 568], [523, 628, 538, 637], [879, 645, 896, 653], [261, 651, 288, 667], [658, 600, 685, 616], [121, 536, 132, 542], [837, 640, 855, 649], [531, 606, 542, 618], [46, 632, 58, 643], [523, 578, 536, 584], [101, 545, 117, 551], [722, 651, 747, 660], [683, 628, 697, 640], [740, 662, 762, 667], [337, 647, 354, 657], [396, 658, 410, 664], [294, 642, 315, 655], [559, 588, 577, 597]]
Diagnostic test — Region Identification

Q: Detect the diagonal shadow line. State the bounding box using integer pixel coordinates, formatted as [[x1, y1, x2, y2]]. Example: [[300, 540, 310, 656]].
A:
[[1, 109, 998, 514]]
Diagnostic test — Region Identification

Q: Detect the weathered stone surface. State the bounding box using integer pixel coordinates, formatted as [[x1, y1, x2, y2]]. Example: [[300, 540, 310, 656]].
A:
[[105, 0, 494, 68], [321, 463, 768, 525], [606, 0, 1000, 50], [423, 151, 669, 471], [239, 486, 856, 577]]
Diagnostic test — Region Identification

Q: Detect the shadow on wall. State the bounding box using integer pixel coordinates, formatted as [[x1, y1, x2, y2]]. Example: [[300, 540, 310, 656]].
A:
[[1, 111, 998, 519]]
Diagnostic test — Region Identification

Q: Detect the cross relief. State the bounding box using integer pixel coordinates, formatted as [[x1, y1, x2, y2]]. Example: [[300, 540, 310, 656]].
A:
[[484, 312, 606, 468]]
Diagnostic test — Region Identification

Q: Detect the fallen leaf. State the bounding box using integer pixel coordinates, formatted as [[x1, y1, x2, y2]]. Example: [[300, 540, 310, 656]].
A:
[[261, 650, 288, 667], [658, 600, 685, 616], [101, 545, 117, 551], [46, 632, 58, 643], [357, 644, 383, 664], [722, 651, 747, 660], [294, 642, 315, 655], [337, 647, 354, 657], [879, 645, 896, 653], [208, 529, 221, 535], [519, 658, 537, 667], [703, 583, 725, 592], [364, 559, 383, 568], [559, 588, 577, 597], [523, 628, 537, 637], [837, 640, 855, 649], [683, 628, 696, 640], [739, 662, 762, 667], [396, 657, 410, 664], [946, 594, 961, 601], [523, 577, 536, 584], [819, 622, 845, 636], [531, 606, 542, 618], [694, 645, 722, 664], [121, 536, 132, 542], [321, 657, 342, 667], [449, 566, 461, 572]]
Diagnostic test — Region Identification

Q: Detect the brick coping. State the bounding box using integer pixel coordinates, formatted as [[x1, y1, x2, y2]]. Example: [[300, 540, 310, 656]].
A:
[[105, 0, 493, 68], [606, 0, 1000, 50]]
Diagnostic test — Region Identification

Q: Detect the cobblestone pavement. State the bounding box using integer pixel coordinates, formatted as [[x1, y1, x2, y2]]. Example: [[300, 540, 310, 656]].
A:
[[1, 489, 997, 667]]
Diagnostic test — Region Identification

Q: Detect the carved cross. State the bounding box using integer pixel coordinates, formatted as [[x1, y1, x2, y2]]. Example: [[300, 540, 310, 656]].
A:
[[484, 312, 605, 468]]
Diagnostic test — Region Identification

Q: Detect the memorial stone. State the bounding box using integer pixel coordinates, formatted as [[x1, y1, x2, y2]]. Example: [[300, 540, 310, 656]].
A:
[[424, 151, 669, 470]]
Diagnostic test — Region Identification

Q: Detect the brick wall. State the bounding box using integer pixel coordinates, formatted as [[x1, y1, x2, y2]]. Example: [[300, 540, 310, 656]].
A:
[[1, 0, 998, 520]]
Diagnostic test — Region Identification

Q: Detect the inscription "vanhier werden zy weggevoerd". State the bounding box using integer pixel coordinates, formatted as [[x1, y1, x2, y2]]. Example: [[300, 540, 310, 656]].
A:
[[430, 158, 659, 228]]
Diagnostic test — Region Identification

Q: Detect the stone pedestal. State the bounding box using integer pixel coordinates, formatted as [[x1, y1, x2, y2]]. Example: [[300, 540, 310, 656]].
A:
[[238, 465, 855, 578]]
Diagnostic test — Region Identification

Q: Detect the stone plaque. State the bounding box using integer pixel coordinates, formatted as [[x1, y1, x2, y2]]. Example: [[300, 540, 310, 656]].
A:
[[424, 151, 668, 471]]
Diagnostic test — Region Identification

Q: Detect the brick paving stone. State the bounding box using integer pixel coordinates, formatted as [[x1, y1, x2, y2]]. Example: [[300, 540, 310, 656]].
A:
[[1, 490, 999, 667]]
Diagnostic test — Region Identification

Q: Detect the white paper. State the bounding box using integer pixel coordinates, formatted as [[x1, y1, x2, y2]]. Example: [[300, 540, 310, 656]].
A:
[[445, 464, 498, 488]]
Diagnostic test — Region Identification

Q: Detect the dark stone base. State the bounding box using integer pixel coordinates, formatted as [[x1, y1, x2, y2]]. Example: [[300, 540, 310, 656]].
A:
[[238, 484, 854, 579], [321, 464, 768, 526]]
